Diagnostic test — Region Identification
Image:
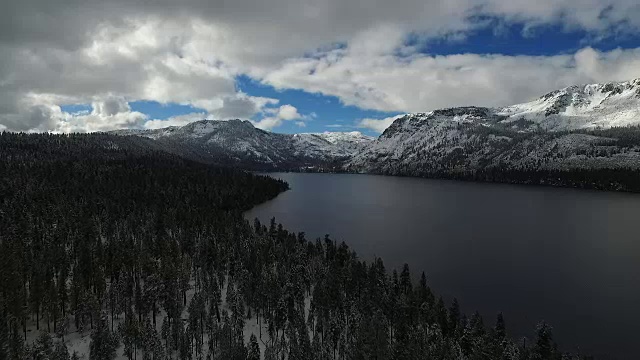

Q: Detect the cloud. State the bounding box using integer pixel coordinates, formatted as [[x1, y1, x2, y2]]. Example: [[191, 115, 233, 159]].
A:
[[7, 2, 639, 57], [263, 46, 640, 113], [92, 96, 131, 116], [59, 111, 148, 133], [0, 17, 278, 132], [143, 112, 208, 130], [2, 1, 640, 131], [358, 116, 402, 133], [276, 104, 302, 120], [56, 97, 149, 133], [253, 104, 308, 130], [191, 94, 279, 120]]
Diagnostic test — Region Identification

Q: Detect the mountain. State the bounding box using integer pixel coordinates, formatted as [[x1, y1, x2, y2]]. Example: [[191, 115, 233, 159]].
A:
[[111, 79, 640, 190], [347, 108, 640, 173], [498, 78, 640, 130], [291, 131, 374, 160], [111, 120, 374, 169], [346, 79, 640, 190]]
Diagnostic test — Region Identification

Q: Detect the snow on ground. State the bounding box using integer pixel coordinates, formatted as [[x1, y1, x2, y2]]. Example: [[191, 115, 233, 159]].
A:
[[23, 275, 299, 359], [498, 78, 640, 130]]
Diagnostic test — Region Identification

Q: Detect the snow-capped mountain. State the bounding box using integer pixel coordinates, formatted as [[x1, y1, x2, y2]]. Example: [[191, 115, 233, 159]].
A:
[[347, 79, 640, 177], [292, 131, 373, 159], [112, 79, 640, 181], [498, 78, 640, 130], [112, 120, 374, 168]]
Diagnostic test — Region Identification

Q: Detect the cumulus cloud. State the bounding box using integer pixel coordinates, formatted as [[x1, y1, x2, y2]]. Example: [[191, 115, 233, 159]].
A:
[[59, 111, 148, 133], [2, 0, 640, 132], [0, 17, 277, 132], [275, 104, 302, 121], [263, 46, 640, 113], [136, 102, 312, 132], [144, 102, 313, 131], [92, 96, 131, 116], [358, 116, 403, 133], [56, 97, 148, 133], [143, 112, 208, 130], [253, 104, 307, 130]]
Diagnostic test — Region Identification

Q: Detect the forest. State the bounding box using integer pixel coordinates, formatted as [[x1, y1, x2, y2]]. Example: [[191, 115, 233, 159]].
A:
[[358, 124, 640, 192], [0, 132, 594, 359]]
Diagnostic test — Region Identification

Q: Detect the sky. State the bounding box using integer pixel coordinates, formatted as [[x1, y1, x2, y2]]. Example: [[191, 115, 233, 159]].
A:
[[2, 1, 640, 136]]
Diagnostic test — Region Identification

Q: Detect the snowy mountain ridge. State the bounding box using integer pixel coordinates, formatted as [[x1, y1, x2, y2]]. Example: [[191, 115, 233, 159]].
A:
[[111, 120, 374, 168], [497, 78, 640, 130], [112, 79, 640, 177], [347, 78, 640, 177]]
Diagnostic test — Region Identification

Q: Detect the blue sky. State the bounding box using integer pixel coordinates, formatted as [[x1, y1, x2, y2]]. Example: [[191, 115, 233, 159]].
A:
[[61, 20, 640, 136], [234, 76, 400, 135], [8, 0, 640, 133]]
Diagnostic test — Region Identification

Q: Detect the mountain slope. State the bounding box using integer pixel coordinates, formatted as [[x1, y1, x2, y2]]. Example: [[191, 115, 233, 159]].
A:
[[347, 109, 640, 176], [291, 131, 374, 160], [111, 120, 374, 169], [345, 79, 640, 190], [111, 79, 640, 190], [497, 78, 640, 130]]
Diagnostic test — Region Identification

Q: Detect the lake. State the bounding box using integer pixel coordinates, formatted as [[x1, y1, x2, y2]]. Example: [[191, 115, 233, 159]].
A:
[[245, 172, 640, 359]]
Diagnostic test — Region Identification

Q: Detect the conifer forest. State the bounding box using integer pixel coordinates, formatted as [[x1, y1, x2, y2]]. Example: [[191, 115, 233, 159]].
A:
[[0, 133, 594, 359]]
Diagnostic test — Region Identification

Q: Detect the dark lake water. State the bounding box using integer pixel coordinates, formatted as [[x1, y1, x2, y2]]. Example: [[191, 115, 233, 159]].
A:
[[245, 172, 640, 359]]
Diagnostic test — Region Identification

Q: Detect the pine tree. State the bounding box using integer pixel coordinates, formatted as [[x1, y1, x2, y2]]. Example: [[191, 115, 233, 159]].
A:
[[160, 316, 171, 351], [0, 310, 8, 360], [490, 313, 507, 359], [494, 313, 506, 339], [8, 331, 26, 360], [32, 332, 55, 360], [56, 315, 70, 342], [448, 298, 461, 335], [52, 341, 71, 360], [89, 317, 118, 360], [120, 313, 141, 360], [532, 321, 560, 360], [399, 263, 412, 295]]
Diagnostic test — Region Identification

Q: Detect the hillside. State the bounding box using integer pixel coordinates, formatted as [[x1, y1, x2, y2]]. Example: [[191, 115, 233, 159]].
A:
[[110, 78, 640, 191], [344, 79, 640, 190], [347, 109, 640, 173], [111, 120, 373, 169]]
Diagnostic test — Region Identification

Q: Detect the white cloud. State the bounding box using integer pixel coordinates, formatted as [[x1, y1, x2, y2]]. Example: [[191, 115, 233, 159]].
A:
[[0, 17, 278, 132], [59, 111, 148, 133], [55, 97, 149, 133], [143, 112, 208, 130], [358, 116, 402, 133], [2, 1, 640, 131], [276, 104, 302, 120], [253, 104, 308, 130], [263, 46, 640, 113], [92, 96, 131, 116]]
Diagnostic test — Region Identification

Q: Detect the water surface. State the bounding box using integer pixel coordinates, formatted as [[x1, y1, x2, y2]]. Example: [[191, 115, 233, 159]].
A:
[[245, 172, 640, 359]]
